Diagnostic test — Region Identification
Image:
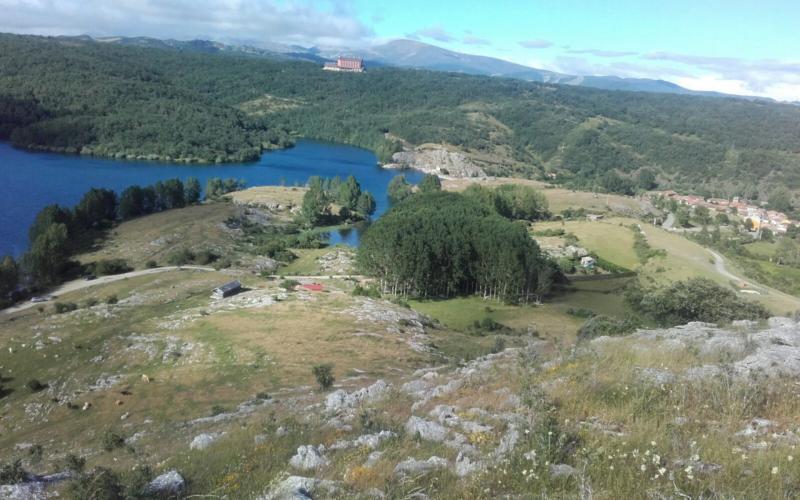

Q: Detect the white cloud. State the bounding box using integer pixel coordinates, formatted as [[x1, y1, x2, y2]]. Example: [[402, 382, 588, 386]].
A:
[[407, 25, 454, 43], [0, 0, 372, 47], [519, 39, 552, 49]]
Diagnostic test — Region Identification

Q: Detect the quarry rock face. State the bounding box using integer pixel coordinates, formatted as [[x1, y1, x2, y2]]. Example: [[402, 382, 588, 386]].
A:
[[387, 148, 486, 178]]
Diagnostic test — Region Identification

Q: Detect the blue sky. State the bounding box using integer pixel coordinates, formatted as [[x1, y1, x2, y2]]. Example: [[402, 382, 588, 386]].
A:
[[1, 0, 798, 100]]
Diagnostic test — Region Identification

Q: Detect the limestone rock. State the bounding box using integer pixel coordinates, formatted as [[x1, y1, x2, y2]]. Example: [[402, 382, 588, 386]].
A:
[[144, 470, 185, 496], [289, 445, 329, 470], [405, 416, 449, 442], [190, 432, 224, 450], [393, 456, 448, 476]]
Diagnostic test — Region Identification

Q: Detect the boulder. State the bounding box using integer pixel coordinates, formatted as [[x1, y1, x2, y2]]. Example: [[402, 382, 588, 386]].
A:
[[393, 456, 448, 476], [549, 463, 578, 478], [144, 470, 185, 496], [455, 452, 484, 477], [405, 416, 449, 442], [0, 483, 46, 500], [325, 380, 389, 412], [258, 476, 339, 500], [190, 432, 224, 450], [289, 445, 329, 470]]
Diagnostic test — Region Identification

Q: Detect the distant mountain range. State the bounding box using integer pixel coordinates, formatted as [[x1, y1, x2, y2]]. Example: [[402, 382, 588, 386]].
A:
[[75, 35, 742, 98]]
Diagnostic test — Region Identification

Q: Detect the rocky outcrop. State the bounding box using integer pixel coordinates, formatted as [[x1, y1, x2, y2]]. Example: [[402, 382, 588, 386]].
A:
[[593, 318, 800, 380], [325, 380, 390, 413], [289, 445, 329, 470], [144, 470, 186, 496], [190, 432, 224, 450], [258, 475, 340, 500], [393, 456, 448, 476], [385, 148, 486, 178]]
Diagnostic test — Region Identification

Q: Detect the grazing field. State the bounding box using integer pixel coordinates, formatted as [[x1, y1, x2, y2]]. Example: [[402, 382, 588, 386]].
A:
[[227, 185, 306, 208], [411, 276, 635, 343], [533, 218, 640, 269], [443, 177, 646, 214], [79, 202, 240, 268]]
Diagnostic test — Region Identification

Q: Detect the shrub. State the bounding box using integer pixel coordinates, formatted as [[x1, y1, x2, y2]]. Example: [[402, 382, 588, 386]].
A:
[[0, 460, 26, 483], [90, 259, 132, 276], [193, 249, 219, 265], [101, 431, 125, 452], [145, 260, 158, 269], [312, 364, 335, 390], [54, 302, 78, 314], [280, 279, 300, 290], [26, 379, 45, 392], [627, 277, 771, 325], [352, 284, 381, 298], [566, 307, 596, 319], [64, 467, 123, 500], [83, 298, 98, 308], [63, 454, 86, 473], [210, 405, 227, 416], [578, 315, 639, 340], [105, 294, 118, 305], [491, 337, 506, 354], [167, 248, 195, 266]]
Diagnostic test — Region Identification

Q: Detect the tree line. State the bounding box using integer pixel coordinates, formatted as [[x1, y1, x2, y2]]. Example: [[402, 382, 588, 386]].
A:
[[0, 177, 244, 299], [301, 175, 376, 227], [357, 190, 557, 302], [3, 34, 800, 198]]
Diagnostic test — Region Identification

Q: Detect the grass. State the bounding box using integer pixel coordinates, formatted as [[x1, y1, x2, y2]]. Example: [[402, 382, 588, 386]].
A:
[[79, 202, 240, 269], [442, 177, 643, 214], [227, 185, 306, 208], [533, 218, 640, 270], [411, 277, 635, 344], [278, 247, 354, 276]]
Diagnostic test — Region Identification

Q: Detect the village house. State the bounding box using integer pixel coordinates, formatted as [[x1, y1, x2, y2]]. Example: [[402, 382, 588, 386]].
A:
[[323, 57, 365, 73], [211, 280, 242, 299]]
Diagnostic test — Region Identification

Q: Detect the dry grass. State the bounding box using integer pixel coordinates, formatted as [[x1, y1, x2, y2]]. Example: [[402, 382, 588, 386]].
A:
[[442, 177, 644, 214], [227, 185, 307, 209], [79, 202, 240, 268]]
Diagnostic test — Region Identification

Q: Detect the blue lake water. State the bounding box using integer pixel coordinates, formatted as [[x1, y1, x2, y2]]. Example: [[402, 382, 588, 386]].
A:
[[0, 140, 422, 257]]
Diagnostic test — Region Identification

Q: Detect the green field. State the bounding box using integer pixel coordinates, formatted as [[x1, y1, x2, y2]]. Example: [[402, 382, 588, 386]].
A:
[[533, 218, 640, 269]]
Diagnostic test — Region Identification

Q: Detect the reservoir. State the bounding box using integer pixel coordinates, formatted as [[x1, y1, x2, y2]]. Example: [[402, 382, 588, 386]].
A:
[[0, 140, 422, 257]]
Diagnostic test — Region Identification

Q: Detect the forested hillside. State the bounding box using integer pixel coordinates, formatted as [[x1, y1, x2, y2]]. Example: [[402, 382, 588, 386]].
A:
[[2, 34, 800, 196]]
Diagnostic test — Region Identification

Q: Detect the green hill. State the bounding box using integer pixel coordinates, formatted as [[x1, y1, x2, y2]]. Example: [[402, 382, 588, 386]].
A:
[[2, 33, 800, 197]]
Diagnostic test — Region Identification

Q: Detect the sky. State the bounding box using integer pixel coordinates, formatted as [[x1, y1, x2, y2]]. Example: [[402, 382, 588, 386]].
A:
[[1, 0, 799, 101]]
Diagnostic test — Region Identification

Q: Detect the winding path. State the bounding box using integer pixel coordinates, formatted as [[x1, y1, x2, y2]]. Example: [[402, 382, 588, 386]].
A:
[[2, 266, 216, 315], [706, 249, 756, 288]]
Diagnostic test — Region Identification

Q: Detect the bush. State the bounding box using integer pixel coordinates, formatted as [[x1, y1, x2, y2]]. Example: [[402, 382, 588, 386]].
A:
[[578, 315, 639, 340], [566, 307, 596, 319], [280, 279, 300, 290], [312, 364, 335, 390], [167, 248, 195, 266], [145, 260, 158, 268], [63, 454, 86, 473], [491, 337, 506, 354], [627, 278, 770, 325], [352, 284, 381, 298], [83, 298, 98, 308], [89, 259, 132, 276], [105, 294, 118, 305], [101, 431, 125, 452], [0, 460, 25, 484], [193, 249, 219, 265], [53, 302, 78, 314], [26, 379, 45, 392], [64, 467, 123, 500]]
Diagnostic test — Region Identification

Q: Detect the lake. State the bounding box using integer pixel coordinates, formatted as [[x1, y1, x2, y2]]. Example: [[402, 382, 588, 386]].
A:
[[0, 140, 423, 257]]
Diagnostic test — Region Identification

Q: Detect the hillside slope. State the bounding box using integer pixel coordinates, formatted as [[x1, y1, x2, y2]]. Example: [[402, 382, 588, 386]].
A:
[[2, 34, 800, 196]]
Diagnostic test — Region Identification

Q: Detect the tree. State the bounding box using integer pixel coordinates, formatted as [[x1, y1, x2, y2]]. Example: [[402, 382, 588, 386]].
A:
[[118, 185, 146, 219], [25, 223, 70, 287], [676, 207, 691, 227], [775, 238, 800, 266], [637, 168, 657, 190], [418, 174, 442, 194], [356, 191, 376, 217], [693, 205, 712, 226], [628, 278, 769, 325], [74, 188, 117, 230], [0, 255, 18, 299], [301, 183, 330, 226], [768, 187, 793, 213], [184, 177, 201, 205], [387, 175, 413, 203], [29, 204, 71, 244], [336, 175, 361, 210]]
